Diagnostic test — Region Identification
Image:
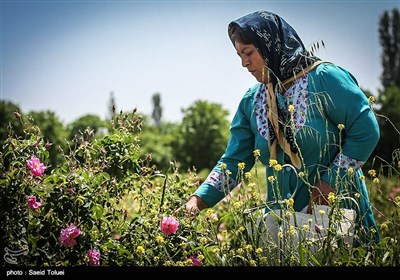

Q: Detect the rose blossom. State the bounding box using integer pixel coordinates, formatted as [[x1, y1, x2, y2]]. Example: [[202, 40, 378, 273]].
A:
[[26, 155, 46, 177], [58, 224, 81, 247], [160, 216, 179, 235], [27, 195, 42, 210], [87, 249, 101, 266], [189, 256, 203, 266]]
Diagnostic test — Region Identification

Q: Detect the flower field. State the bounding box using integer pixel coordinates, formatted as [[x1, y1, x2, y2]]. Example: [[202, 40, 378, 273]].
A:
[[1, 111, 399, 267]]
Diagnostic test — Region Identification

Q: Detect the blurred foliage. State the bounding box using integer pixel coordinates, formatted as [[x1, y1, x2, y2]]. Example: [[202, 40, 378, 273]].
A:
[[0, 100, 24, 145], [67, 114, 109, 144], [172, 100, 230, 172], [26, 110, 68, 169], [1, 105, 400, 267]]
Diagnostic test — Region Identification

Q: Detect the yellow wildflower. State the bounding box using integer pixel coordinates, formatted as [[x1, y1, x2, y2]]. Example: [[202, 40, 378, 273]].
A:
[[269, 159, 278, 167], [233, 201, 243, 209], [348, 167, 354, 175], [259, 257, 268, 265], [368, 169, 377, 177], [274, 164, 283, 171], [206, 209, 214, 215], [328, 192, 336, 204], [238, 162, 245, 170], [267, 176, 275, 183], [337, 124, 345, 130], [373, 178, 380, 184], [368, 96, 375, 103], [200, 237, 208, 245], [289, 226, 296, 236], [155, 235, 164, 244], [245, 244, 253, 252], [380, 223, 388, 231], [220, 163, 227, 170], [288, 104, 295, 112], [286, 197, 294, 208], [253, 149, 261, 157], [136, 246, 145, 254], [244, 172, 252, 179], [252, 192, 260, 200]]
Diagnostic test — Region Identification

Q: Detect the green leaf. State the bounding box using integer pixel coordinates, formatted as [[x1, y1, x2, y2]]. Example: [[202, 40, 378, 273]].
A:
[[298, 242, 305, 266]]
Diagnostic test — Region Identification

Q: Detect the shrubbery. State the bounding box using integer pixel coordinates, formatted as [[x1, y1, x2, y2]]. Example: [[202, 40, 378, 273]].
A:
[[1, 111, 400, 267]]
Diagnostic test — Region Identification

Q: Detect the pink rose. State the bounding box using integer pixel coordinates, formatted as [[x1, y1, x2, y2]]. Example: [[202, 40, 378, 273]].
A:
[[26, 155, 46, 177], [58, 224, 81, 247], [160, 216, 179, 235], [189, 256, 203, 266], [27, 195, 42, 210], [87, 249, 101, 266]]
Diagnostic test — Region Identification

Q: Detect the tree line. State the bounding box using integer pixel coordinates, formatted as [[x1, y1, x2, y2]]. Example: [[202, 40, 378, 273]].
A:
[[1, 8, 399, 175], [0, 96, 230, 174]]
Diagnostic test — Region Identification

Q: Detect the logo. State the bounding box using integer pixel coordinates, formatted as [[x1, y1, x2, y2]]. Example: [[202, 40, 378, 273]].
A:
[[4, 246, 29, 265]]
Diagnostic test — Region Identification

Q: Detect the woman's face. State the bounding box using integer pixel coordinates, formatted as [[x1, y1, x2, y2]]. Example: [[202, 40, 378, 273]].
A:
[[234, 41, 268, 83]]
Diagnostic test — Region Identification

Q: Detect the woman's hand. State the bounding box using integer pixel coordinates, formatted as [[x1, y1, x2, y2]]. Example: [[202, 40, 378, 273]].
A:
[[176, 195, 208, 217], [306, 179, 336, 214]]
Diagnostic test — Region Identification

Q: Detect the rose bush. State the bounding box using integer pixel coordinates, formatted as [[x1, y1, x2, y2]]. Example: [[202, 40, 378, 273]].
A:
[[1, 111, 399, 266]]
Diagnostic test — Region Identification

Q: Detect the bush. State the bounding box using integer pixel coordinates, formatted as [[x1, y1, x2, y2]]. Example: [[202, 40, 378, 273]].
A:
[[1, 111, 400, 267]]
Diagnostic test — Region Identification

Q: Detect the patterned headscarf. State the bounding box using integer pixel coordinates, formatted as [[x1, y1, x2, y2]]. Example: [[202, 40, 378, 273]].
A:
[[228, 11, 321, 168], [228, 10, 319, 86]]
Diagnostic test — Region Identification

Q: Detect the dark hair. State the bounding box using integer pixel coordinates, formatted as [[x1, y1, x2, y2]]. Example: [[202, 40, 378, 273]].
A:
[[228, 23, 252, 45]]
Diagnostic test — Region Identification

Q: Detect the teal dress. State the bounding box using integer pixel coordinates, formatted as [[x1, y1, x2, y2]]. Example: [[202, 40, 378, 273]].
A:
[[194, 63, 380, 243]]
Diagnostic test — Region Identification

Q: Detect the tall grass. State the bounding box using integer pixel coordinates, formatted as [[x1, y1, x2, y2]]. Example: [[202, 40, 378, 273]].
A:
[[1, 110, 399, 267]]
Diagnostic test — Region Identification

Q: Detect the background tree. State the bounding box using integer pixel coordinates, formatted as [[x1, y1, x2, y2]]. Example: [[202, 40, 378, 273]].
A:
[[151, 92, 162, 129], [107, 91, 117, 121], [26, 110, 68, 169], [173, 100, 230, 172], [373, 8, 400, 168], [139, 115, 177, 172], [0, 100, 24, 147], [67, 114, 108, 144], [379, 8, 400, 89]]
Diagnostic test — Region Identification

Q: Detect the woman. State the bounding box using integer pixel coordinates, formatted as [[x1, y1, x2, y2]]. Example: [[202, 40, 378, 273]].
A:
[[182, 10, 380, 244]]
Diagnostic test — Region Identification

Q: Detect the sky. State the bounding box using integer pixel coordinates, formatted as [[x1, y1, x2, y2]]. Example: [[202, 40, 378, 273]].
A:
[[1, 0, 399, 125]]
